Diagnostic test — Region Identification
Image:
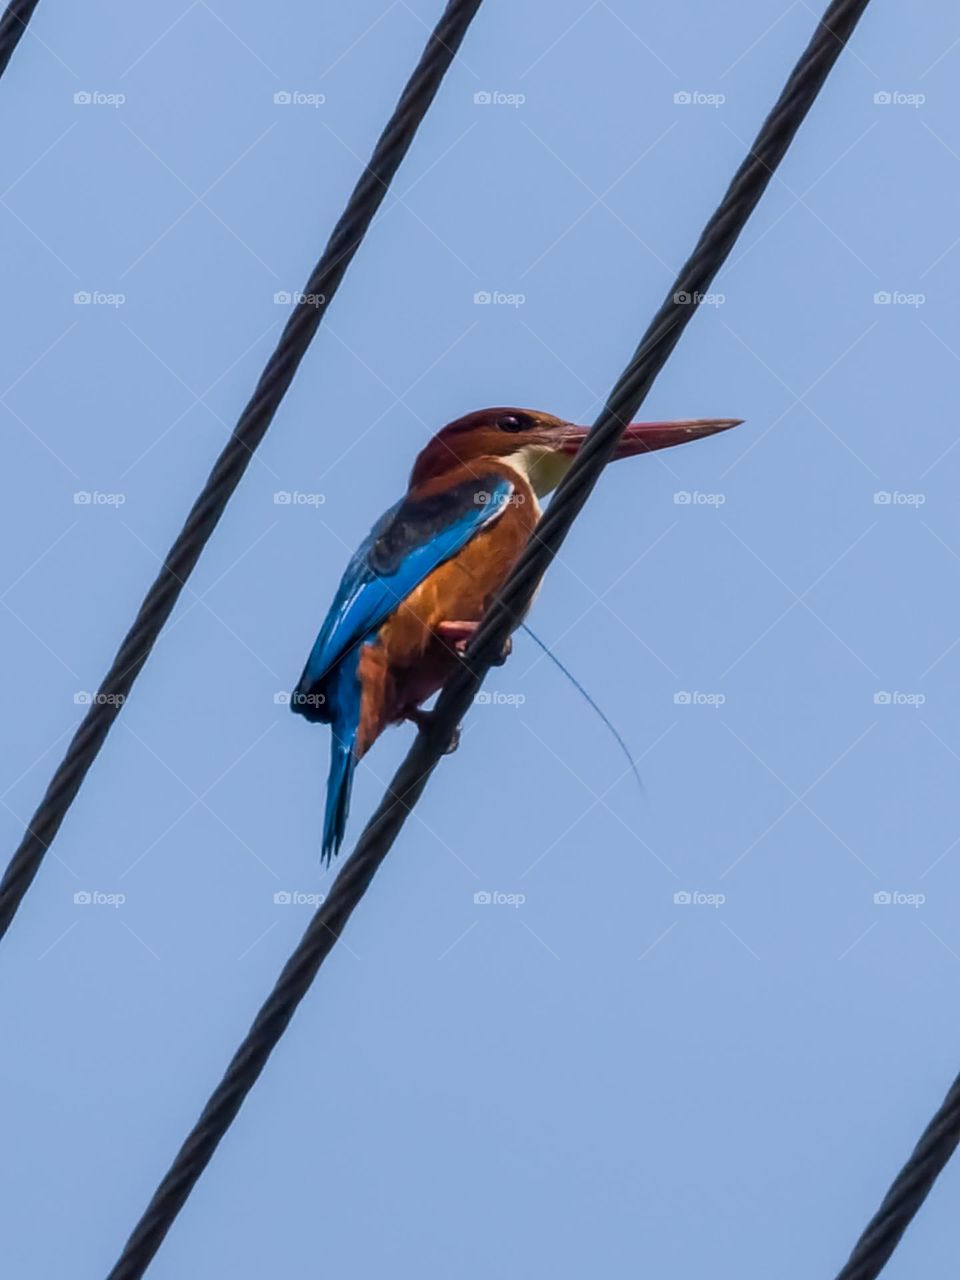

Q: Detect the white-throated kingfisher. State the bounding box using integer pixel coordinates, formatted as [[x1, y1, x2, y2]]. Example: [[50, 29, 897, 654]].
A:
[[292, 407, 741, 861]]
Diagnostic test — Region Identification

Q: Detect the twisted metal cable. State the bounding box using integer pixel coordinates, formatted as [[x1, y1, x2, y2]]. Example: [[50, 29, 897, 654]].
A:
[[0, 0, 484, 944], [106, 2, 875, 1276], [832, 1070, 960, 1280], [0, 0, 40, 78]]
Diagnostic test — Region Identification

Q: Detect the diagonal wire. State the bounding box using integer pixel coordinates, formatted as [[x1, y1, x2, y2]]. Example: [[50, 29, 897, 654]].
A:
[[104, 2, 876, 1277], [0, 0, 485, 944], [313, 0, 875, 953], [832, 1070, 960, 1280], [0, 0, 40, 78]]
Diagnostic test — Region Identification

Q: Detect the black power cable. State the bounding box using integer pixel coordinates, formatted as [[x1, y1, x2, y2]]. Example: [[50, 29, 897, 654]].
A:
[[105, 2, 877, 1277], [0, 0, 484, 944], [832, 1070, 960, 1280], [0, 0, 40, 78]]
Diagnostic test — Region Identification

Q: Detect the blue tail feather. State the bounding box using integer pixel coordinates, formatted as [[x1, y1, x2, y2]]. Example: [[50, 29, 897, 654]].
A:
[[323, 728, 358, 864], [320, 645, 364, 863]]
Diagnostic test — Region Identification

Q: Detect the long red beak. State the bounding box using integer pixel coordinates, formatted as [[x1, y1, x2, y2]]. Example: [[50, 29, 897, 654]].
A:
[[559, 418, 743, 457]]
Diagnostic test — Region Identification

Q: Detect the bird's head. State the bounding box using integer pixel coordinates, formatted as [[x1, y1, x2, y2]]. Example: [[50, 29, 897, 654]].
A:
[[410, 407, 743, 496]]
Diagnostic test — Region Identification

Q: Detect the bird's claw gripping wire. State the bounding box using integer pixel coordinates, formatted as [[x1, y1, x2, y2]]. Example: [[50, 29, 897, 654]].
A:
[[443, 622, 511, 665], [491, 635, 511, 666], [407, 708, 461, 754]]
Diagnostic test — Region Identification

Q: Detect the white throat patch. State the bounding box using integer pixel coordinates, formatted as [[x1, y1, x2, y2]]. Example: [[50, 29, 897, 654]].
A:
[[500, 445, 575, 504]]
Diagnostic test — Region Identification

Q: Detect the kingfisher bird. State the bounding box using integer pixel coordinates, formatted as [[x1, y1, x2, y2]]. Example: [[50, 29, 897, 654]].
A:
[[293, 407, 741, 861]]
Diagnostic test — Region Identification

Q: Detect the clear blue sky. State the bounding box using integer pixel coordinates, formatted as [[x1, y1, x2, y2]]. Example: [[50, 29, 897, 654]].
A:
[[2, 2, 959, 1276]]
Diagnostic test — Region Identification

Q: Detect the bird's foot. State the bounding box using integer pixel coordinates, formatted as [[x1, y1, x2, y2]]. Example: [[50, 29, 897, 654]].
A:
[[436, 619, 479, 655], [405, 707, 461, 755], [436, 620, 512, 665]]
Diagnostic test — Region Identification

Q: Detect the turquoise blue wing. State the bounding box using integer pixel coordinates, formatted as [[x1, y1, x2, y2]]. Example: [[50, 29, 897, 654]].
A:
[[293, 472, 513, 718]]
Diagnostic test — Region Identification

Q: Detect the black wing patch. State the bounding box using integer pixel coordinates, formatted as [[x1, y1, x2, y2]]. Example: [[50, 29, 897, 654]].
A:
[[368, 474, 511, 577]]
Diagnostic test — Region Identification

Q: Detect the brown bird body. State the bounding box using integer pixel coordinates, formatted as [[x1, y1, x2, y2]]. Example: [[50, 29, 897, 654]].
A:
[[355, 457, 539, 756], [293, 406, 741, 860]]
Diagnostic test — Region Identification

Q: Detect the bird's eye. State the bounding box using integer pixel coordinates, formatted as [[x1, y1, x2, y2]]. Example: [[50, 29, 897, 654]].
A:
[[497, 414, 527, 432]]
